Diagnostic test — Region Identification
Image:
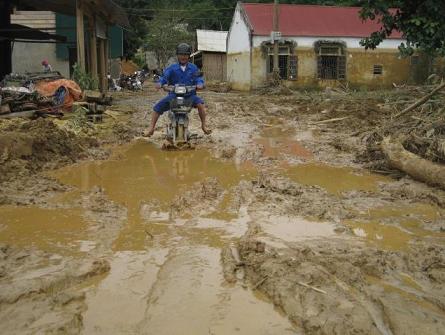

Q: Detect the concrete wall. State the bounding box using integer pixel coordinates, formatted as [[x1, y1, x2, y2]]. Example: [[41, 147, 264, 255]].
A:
[[11, 11, 70, 77], [227, 4, 251, 90], [347, 49, 411, 88], [12, 43, 70, 78], [249, 35, 418, 90]]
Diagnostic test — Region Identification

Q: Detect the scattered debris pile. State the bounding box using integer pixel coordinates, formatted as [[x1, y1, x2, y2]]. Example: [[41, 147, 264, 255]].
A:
[[206, 80, 231, 93], [73, 90, 113, 122], [268, 83, 445, 167], [270, 82, 445, 188], [365, 83, 445, 165], [0, 72, 82, 119]]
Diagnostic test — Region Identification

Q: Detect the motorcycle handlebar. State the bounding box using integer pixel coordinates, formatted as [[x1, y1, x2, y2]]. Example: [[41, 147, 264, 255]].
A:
[[163, 85, 199, 92]]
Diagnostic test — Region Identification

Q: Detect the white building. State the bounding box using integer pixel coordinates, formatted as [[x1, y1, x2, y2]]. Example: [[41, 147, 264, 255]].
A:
[[227, 2, 426, 90]]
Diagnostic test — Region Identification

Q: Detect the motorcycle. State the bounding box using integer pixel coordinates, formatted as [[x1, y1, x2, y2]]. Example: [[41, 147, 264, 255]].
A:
[[119, 72, 143, 91], [163, 84, 197, 148]]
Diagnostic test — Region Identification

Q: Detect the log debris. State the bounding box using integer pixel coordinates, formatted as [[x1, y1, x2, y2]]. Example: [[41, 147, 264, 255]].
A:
[[381, 137, 445, 190]]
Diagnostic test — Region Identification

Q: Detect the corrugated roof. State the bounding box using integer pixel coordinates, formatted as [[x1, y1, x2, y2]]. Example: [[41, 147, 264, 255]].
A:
[[197, 29, 228, 53], [242, 3, 402, 39]]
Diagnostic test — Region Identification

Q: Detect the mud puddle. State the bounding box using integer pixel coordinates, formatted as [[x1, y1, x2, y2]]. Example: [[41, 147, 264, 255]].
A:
[[0, 141, 299, 333], [83, 244, 296, 334], [53, 140, 256, 211], [344, 203, 445, 251], [257, 215, 337, 249], [0, 206, 88, 255], [254, 123, 313, 160], [283, 162, 389, 195]]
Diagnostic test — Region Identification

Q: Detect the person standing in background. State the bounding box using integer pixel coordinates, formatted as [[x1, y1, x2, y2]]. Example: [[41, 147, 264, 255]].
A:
[[41, 60, 52, 72]]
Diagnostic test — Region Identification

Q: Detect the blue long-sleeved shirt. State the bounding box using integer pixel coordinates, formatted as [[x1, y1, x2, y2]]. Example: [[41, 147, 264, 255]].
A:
[[158, 62, 204, 88]]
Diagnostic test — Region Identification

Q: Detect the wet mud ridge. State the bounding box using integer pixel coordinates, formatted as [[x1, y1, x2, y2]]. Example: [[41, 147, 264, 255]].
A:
[[0, 87, 445, 334]]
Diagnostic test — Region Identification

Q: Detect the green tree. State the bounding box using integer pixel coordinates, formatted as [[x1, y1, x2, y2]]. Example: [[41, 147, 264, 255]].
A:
[[359, 0, 445, 56], [114, 0, 151, 58], [144, 13, 194, 68]]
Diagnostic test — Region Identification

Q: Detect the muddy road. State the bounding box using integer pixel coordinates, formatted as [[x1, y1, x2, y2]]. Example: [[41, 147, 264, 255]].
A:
[[0, 85, 444, 334]]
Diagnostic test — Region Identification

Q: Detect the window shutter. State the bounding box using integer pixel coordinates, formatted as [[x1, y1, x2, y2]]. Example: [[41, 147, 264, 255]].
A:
[[288, 55, 298, 80], [317, 56, 322, 79], [338, 56, 346, 80]]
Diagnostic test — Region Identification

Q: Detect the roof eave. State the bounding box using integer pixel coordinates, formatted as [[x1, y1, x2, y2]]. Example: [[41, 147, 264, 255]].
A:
[[10, 0, 129, 28]]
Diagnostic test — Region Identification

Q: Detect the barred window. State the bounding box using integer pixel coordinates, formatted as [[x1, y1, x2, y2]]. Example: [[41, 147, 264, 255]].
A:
[[267, 46, 298, 80], [317, 43, 346, 80], [373, 64, 383, 75]]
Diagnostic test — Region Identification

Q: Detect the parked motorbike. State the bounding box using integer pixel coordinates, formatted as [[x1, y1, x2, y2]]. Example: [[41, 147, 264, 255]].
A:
[[108, 75, 122, 91], [119, 72, 144, 91], [163, 84, 197, 148]]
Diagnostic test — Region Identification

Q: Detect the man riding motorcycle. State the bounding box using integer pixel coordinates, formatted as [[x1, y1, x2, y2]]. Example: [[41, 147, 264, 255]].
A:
[[145, 43, 211, 137]]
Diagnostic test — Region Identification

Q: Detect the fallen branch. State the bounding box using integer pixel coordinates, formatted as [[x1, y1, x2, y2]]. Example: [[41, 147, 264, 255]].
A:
[[297, 281, 327, 294], [252, 275, 269, 290], [396, 82, 445, 117], [144, 230, 154, 239], [312, 116, 350, 125], [381, 137, 445, 190], [104, 110, 118, 120]]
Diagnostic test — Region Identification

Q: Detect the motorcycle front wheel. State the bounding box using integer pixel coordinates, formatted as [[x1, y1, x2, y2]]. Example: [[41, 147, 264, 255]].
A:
[[177, 124, 185, 142]]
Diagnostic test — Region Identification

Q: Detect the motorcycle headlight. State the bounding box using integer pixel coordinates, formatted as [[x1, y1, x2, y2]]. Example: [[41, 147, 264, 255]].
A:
[[175, 86, 187, 94]]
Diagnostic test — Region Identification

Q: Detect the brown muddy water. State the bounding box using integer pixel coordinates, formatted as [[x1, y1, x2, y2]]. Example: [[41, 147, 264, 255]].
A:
[[254, 124, 444, 252], [254, 123, 313, 159], [284, 163, 389, 195], [0, 141, 297, 334], [345, 203, 445, 251], [1, 135, 443, 333]]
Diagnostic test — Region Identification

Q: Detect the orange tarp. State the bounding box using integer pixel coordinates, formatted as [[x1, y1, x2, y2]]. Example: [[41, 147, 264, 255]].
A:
[[35, 79, 83, 111]]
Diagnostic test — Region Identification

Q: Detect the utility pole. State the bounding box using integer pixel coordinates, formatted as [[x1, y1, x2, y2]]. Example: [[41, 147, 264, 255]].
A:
[[272, 0, 280, 82]]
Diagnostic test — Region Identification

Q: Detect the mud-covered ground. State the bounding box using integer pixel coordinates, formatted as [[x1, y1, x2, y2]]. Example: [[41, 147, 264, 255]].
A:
[[0, 84, 444, 334]]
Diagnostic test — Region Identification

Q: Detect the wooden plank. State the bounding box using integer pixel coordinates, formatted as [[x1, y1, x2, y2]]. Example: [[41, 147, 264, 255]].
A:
[[0, 110, 36, 119], [76, 0, 86, 71], [98, 38, 106, 92], [89, 16, 98, 80], [103, 38, 109, 92]]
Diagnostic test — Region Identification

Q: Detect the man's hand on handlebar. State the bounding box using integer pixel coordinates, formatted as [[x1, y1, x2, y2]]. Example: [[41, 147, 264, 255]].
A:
[[162, 85, 174, 92], [160, 84, 202, 93]]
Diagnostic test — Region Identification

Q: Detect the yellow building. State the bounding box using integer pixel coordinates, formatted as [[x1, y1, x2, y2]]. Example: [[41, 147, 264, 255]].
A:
[[227, 2, 427, 91]]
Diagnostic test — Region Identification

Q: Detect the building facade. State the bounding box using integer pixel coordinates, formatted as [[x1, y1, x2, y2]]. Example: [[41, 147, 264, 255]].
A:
[[192, 30, 228, 82], [11, 10, 123, 79], [227, 2, 429, 91]]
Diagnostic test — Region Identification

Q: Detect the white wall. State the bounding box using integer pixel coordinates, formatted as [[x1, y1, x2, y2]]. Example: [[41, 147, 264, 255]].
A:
[[253, 35, 406, 49], [227, 5, 251, 53], [227, 4, 251, 89]]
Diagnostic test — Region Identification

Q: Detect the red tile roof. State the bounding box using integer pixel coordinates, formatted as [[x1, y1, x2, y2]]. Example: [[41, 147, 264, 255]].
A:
[[242, 3, 403, 39]]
